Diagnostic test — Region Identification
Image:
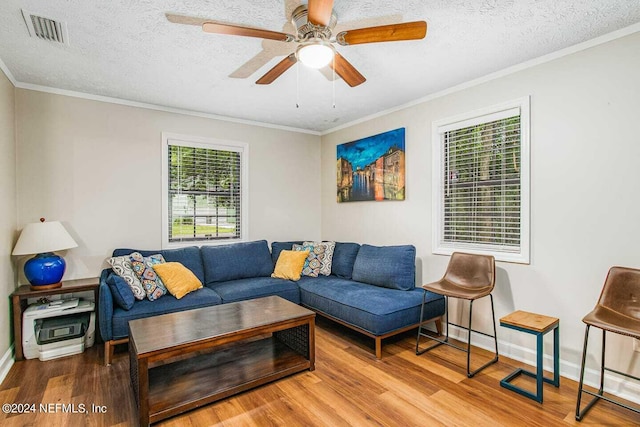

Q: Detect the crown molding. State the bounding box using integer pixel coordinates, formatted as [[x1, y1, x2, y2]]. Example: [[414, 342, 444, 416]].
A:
[[12, 81, 321, 136], [321, 22, 640, 136], [0, 57, 17, 86]]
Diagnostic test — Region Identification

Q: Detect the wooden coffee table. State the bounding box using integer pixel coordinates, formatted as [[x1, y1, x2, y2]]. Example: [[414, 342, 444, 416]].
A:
[[128, 296, 315, 426]]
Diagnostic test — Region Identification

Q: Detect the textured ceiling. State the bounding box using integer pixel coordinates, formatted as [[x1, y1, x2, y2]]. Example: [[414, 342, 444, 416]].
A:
[[0, 1, 638, 132]]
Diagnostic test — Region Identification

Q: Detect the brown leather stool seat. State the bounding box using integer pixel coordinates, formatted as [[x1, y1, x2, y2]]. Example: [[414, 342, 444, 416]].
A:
[[576, 266, 640, 421], [416, 252, 499, 377]]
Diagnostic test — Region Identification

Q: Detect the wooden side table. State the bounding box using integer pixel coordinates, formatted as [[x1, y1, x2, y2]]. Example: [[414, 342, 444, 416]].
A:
[[499, 310, 560, 403], [11, 278, 99, 361]]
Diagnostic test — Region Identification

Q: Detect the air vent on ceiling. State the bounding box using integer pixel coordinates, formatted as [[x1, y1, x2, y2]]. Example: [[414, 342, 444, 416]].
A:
[[21, 9, 69, 45]]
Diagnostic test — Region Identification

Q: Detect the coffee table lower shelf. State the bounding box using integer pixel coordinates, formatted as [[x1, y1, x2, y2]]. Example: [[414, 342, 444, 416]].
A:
[[145, 337, 310, 423]]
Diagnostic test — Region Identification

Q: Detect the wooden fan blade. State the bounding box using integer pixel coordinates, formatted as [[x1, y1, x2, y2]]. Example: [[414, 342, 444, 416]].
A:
[[166, 13, 209, 26], [256, 54, 297, 85], [336, 21, 427, 45], [308, 0, 334, 26], [203, 22, 295, 42], [330, 53, 366, 87]]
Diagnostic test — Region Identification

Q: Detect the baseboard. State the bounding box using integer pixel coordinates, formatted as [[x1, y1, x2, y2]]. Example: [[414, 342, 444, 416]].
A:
[[444, 325, 640, 406], [0, 345, 15, 385]]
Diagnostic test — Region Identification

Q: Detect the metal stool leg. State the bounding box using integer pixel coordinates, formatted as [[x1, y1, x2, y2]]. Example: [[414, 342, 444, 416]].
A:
[[575, 325, 590, 420], [416, 294, 448, 355], [415, 290, 428, 353], [467, 294, 499, 378], [576, 325, 603, 420]]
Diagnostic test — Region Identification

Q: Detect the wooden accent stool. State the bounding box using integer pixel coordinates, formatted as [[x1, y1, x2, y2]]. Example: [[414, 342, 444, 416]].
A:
[[499, 310, 560, 403]]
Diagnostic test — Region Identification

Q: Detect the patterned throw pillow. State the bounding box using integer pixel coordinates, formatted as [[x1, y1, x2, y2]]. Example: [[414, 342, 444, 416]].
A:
[[107, 255, 146, 300], [304, 241, 336, 276], [293, 243, 324, 277], [129, 252, 167, 301]]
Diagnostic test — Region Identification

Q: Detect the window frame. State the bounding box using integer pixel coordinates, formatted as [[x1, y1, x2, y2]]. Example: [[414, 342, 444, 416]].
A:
[[431, 96, 530, 264], [161, 132, 249, 249]]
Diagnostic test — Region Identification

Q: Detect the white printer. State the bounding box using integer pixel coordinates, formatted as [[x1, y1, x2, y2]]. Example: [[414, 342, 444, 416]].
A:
[[22, 298, 95, 361]]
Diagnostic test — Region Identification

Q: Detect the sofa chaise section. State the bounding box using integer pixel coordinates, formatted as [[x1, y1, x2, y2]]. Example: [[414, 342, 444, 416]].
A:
[[298, 276, 444, 358], [274, 242, 445, 358]]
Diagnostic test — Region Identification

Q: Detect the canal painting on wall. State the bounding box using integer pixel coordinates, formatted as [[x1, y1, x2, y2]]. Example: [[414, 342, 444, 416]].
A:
[[336, 128, 406, 203]]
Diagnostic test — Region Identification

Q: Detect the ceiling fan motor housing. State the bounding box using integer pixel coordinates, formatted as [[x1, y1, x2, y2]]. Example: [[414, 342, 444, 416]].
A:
[[292, 5, 337, 41]]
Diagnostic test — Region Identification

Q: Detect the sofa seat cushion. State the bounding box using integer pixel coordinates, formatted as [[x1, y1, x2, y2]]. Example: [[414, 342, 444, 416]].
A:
[[207, 277, 300, 304], [298, 276, 444, 336], [110, 287, 222, 339], [113, 246, 204, 284]]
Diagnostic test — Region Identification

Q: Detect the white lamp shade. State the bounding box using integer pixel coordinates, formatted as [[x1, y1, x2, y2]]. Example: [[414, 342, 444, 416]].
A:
[[12, 221, 78, 255]]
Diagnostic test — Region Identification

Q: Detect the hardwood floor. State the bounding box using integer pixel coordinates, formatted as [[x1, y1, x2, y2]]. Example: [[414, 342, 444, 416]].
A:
[[1, 317, 638, 426]]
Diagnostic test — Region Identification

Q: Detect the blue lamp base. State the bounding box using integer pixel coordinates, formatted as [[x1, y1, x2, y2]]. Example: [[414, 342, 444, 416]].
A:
[[24, 252, 66, 290]]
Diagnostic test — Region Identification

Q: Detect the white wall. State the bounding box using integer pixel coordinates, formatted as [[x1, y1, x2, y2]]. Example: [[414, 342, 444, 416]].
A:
[[0, 68, 17, 374], [15, 90, 321, 280], [321, 31, 640, 392]]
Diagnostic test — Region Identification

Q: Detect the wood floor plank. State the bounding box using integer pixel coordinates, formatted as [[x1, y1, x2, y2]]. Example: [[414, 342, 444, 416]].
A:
[[275, 376, 353, 427], [377, 390, 448, 427], [428, 389, 505, 427], [0, 317, 638, 426]]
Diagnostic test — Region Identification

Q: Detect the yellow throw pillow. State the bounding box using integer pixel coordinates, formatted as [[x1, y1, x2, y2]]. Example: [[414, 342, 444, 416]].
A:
[[152, 262, 203, 299], [271, 250, 310, 281]]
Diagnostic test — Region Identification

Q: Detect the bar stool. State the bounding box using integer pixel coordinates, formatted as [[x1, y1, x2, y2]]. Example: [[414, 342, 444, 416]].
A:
[[416, 252, 499, 377], [576, 266, 640, 421]]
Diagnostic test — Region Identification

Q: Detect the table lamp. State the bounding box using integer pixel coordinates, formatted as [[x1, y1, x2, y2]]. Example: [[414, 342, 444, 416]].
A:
[[12, 218, 78, 290]]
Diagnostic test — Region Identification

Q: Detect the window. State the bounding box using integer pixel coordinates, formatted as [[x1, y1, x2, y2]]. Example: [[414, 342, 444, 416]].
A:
[[432, 97, 530, 263], [161, 133, 248, 248]]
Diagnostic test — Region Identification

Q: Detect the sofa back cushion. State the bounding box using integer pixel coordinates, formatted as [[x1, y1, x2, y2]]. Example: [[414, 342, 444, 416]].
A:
[[202, 240, 273, 285], [331, 242, 361, 279], [351, 244, 416, 290], [113, 246, 204, 284], [271, 241, 304, 265]]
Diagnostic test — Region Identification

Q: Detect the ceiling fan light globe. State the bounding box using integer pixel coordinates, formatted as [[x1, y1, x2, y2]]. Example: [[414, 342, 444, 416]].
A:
[[297, 43, 334, 69]]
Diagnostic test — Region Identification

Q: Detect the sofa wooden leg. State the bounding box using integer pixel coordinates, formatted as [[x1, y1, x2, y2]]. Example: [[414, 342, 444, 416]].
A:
[[104, 338, 129, 365], [375, 337, 382, 359], [104, 341, 113, 366], [435, 317, 443, 336]]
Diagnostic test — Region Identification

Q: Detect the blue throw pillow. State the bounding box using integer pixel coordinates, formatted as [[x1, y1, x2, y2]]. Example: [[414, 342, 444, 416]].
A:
[[202, 240, 274, 285], [106, 272, 135, 310], [331, 242, 361, 279], [351, 244, 416, 290]]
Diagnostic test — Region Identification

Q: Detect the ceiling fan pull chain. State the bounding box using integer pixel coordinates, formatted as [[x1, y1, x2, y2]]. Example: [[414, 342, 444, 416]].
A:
[[296, 61, 300, 108], [332, 56, 336, 108]]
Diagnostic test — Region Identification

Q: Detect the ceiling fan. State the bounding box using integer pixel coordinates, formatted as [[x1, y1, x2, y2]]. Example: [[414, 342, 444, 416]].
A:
[[166, 0, 427, 87]]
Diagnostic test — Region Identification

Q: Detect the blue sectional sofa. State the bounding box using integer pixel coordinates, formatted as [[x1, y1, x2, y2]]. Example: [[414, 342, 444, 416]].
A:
[[98, 240, 445, 364]]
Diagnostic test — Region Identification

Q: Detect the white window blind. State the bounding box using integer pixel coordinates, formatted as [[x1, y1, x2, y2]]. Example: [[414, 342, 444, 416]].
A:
[[433, 97, 530, 263], [163, 136, 246, 245]]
